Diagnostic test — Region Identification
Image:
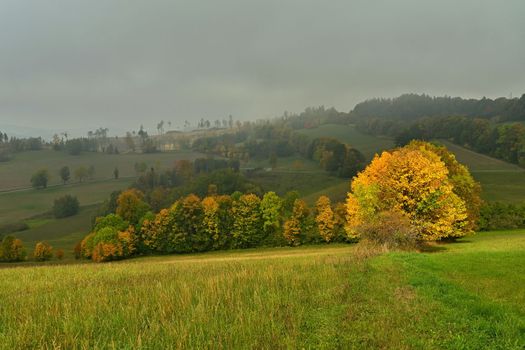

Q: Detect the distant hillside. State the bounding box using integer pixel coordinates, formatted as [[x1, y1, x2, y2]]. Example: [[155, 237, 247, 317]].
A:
[[350, 93, 525, 122]]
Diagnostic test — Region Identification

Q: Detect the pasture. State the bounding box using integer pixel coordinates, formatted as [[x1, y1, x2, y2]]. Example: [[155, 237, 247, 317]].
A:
[[0, 149, 204, 191], [438, 140, 525, 203], [0, 230, 523, 349], [296, 124, 395, 159]]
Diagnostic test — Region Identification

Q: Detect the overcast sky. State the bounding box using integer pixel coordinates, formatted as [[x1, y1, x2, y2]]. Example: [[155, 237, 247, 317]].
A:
[[0, 0, 524, 136]]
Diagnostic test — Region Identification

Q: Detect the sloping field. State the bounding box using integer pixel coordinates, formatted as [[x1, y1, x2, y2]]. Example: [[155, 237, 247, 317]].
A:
[[0, 178, 132, 225], [0, 149, 203, 191], [296, 124, 394, 159], [0, 231, 523, 349], [438, 140, 525, 203]]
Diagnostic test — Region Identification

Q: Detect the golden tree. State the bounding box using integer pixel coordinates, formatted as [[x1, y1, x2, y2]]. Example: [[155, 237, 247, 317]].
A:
[[406, 140, 482, 231], [283, 199, 310, 246], [202, 196, 220, 246], [315, 196, 335, 242], [345, 144, 470, 241]]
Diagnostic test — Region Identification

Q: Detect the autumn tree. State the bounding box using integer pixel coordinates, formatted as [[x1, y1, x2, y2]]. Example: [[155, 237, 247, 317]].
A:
[[406, 140, 482, 231], [140, 205, 181, 253], [315, 196, 335, 242], [116, 189, 150, 226], [0, 236, 26, 262], [231, 194, 262, 248], [283, 199, 310, 246], [345, 143, 470, 241], [202, 196, 220, 249], [33, 241, 53, 261]]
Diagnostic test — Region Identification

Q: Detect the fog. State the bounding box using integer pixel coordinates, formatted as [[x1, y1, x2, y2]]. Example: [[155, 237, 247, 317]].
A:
[[0, 0, 524, 136]]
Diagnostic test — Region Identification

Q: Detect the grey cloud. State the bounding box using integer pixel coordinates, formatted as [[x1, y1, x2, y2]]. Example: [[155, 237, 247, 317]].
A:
[[0, 0, 524, 136]]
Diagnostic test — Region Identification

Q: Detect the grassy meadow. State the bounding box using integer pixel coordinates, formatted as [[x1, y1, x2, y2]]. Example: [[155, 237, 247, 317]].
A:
[[438, 141, 525, 203], [0, 149, 204, 191], [296, 124, 395, 159], [0, 230, 523, 349]]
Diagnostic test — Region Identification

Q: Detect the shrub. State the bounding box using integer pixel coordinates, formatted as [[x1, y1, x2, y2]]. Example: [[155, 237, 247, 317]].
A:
[[357, 210, 420, 251], [0, 236, 26, 262], [478, 202, 525, 230], [53, 195, 80, 218], [33, 242, 53, 261]]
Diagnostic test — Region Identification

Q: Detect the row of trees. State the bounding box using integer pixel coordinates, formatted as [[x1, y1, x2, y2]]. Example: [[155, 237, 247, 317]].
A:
[[0, 236, 64, 262], [80, 189, 348, 262], [351, 93, 525, 122], [30, 165, 98, 189], [0, 133, 44, 162]]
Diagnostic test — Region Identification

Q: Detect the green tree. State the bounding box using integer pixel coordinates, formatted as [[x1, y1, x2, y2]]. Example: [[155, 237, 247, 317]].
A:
[[74, 166, 88, 183], [31, 169, 50, 189], [59, 166, 70, 184], [231, 194, 262, 248], [260, 192, 282, 239]]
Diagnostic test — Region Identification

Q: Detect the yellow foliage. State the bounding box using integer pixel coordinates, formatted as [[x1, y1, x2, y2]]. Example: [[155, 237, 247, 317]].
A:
[[202, 196, 220, 242], [315, 196, 335, 242], [345, 145, 470, 241], [283, 199, 309, 246]]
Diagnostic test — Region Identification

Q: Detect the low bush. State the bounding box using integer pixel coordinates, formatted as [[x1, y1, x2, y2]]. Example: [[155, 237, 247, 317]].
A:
[[357, 210, 420, 251], [478, 202, 525, 231]]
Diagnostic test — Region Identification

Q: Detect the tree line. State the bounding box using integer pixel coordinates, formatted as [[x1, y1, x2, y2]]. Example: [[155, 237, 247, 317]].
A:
[[79, 188, 348, 262]]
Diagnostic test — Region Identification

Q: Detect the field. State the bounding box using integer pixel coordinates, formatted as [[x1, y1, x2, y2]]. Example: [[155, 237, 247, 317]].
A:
[[438, 140, 525, 203], [0, 178, 132, 225], [0, 149, 204, 191], [0, 230, 523, 349], [296, 124, 395, 159]]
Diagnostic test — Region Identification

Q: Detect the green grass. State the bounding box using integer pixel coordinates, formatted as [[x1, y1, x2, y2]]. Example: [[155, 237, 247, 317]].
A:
[[296, 124, 395, 159], [0, 178, 133, 225], [250, 171, 344, 198], [13, 205, 99, 258], [0, 149, 204, 191], [0, 231, 523, 349], [436, 140, 525, 203]]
